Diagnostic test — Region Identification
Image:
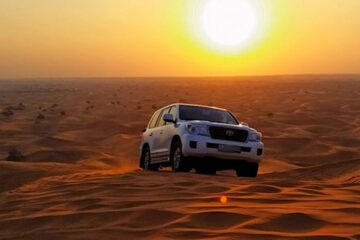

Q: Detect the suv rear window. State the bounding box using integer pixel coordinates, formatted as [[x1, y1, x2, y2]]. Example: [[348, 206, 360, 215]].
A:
[[148, 111, 161, 129], [179, 105, 238, 125]]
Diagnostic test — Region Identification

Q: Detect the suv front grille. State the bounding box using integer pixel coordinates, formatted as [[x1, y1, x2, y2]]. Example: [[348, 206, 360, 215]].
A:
[[209, 126, 248, 142]]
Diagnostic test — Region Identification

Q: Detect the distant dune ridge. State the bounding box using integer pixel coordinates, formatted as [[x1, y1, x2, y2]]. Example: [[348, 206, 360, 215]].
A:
[[0, 76, 359, 240]]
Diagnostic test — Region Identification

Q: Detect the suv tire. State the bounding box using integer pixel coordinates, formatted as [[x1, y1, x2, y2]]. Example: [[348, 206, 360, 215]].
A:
[[142, 146, 159, 171], [171, 141, 191, 172], [236, 162, 258, 177]]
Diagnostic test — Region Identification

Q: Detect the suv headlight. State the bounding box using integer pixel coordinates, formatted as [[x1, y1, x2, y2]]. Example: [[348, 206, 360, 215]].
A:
[[248, 131, 262, 142], [186, 124, 209, 136]]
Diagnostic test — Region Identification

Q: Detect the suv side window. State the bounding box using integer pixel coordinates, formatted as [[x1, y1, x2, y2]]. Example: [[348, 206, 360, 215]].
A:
[[157, 107, 170, 127], [148, 110, 161, 129], [166, 106, 177, 125]]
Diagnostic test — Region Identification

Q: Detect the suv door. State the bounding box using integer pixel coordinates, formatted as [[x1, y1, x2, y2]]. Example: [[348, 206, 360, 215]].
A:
[[156, 106, 178, 162], [150, 107, 170, 163], [146, 110, 161, 157]]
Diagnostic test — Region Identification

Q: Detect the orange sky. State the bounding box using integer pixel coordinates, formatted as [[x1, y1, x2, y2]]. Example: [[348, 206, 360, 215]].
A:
[[0, 0, 359, 78]]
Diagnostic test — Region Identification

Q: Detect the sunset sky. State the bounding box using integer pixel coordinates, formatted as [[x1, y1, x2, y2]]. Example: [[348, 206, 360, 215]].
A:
[[0, 0, 359, 78]]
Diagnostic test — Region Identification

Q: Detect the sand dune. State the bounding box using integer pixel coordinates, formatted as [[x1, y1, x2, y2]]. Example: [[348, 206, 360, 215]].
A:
[[0, 76, 359, 239], [1, 170, 359, 239]]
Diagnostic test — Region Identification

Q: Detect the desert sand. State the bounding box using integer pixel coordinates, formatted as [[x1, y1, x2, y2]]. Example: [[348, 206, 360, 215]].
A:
[[0, 75, 359, 240]]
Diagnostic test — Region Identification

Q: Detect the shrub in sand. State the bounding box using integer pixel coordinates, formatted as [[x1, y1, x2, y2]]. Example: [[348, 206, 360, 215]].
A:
[[1, 109, 14, 117], [6, 149, 25, 161], [37, 113, 45, 120], [13, 103, 25, 110], [61, 111, 66, 116]]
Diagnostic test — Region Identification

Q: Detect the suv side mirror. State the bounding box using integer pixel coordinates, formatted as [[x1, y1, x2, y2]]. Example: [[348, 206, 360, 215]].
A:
[[163, 113, 175, 123]]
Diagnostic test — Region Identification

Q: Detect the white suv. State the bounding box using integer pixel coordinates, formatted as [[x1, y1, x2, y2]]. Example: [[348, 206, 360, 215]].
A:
[[139, 104, 264, 177]]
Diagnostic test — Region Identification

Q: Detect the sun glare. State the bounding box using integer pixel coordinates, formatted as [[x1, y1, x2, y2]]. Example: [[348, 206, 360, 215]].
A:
[[192, 0, 263, 54], [220, 196, 228, 204]]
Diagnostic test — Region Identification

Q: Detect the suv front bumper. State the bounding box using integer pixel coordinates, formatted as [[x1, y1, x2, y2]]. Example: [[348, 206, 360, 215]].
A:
[[181, 134, 264, 163]]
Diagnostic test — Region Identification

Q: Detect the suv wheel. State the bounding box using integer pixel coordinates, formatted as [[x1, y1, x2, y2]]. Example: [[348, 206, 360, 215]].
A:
[[142, 146, 158, 171], [236, 162, 258, 177], [171, 141, 191, 172]]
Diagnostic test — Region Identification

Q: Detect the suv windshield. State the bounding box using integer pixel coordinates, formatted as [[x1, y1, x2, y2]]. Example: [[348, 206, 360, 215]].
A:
[[179, 105, 238, 125]]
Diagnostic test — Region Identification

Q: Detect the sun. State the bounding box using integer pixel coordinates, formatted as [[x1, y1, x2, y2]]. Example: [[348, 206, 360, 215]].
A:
[[198, 0, 259, 53]]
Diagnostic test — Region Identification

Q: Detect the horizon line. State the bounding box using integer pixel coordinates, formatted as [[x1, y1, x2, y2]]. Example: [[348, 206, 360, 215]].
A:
[[1, 73, 360, 80]]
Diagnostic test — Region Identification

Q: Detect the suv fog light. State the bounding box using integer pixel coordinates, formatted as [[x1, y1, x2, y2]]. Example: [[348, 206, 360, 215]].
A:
[[190, 141, 197, 149]]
